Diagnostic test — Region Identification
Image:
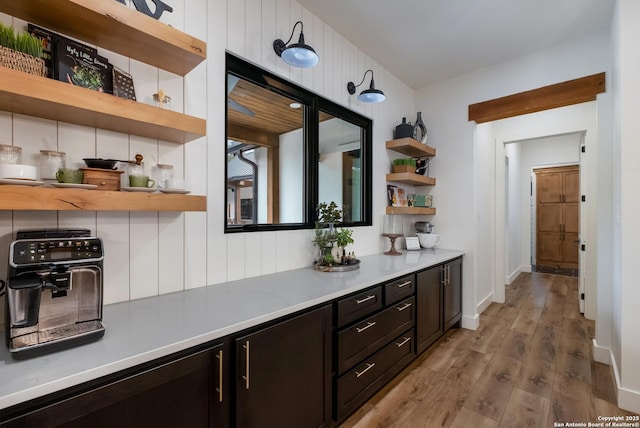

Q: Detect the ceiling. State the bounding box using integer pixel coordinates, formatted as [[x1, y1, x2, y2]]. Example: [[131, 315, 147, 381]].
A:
[[296, 0, 614, 89]]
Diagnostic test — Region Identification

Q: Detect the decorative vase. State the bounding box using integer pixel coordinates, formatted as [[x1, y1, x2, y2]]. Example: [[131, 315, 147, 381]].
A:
[[413, 112, 428, 144]]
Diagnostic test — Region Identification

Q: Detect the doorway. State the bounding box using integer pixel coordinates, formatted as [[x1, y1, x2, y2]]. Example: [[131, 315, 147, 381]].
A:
[[533, 165, 580, 275]]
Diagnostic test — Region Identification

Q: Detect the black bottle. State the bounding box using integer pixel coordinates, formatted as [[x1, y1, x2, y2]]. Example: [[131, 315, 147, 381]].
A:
[[395, 117, 414, 139]]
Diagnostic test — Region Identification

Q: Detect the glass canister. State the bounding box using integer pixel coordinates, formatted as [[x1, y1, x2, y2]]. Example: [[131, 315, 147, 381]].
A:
[[39, 150, 66, 181], [155, 164, 173, 189], [0, 144, 22, 164]]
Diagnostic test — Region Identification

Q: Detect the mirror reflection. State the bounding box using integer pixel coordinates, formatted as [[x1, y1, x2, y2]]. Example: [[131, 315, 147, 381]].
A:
[[225, 52, 372, 232], [318, 115, 363, 223], [226, 75, 305, 226]]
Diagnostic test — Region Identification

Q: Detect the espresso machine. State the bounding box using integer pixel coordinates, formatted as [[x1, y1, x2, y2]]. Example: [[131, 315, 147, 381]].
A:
[[4, 229, 105, 358]]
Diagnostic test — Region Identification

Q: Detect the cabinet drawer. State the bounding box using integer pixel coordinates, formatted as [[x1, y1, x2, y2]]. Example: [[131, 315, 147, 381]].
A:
[[337, 286, 383, 328], [338, 296, 415, 374], [336, 329, 415, 422], [384, 274, 415, 305]]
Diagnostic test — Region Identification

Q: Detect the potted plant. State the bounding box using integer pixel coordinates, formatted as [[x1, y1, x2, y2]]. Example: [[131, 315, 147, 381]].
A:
[[313, 202, 357, 270], [392, 158, 416, 173], [0, 23, 45, 77]]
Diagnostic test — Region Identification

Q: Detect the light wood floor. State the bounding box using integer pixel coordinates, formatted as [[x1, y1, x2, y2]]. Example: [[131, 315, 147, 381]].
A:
[[341, 272, 639, 427]]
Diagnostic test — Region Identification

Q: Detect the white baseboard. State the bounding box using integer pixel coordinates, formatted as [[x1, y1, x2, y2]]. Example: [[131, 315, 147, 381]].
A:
[[461, 292, 494, 332], [461, 314, 479, 331], [593, 339, 640, 413], [592, 339, 611, 364], [505, 265, 531, 285], [478, 292, 494, 315]]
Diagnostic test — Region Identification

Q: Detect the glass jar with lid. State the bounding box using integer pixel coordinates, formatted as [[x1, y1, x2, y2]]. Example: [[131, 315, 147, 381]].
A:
[[0, 144, 22, 164], [39, 150, 66, 181]]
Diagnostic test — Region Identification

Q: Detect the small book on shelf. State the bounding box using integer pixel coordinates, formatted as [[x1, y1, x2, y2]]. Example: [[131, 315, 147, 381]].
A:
[[54, 35, 113, 94], [27, 24, 55, 78]]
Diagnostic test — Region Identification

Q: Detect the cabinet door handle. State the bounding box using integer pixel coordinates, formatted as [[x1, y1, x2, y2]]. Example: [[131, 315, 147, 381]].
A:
[[355, 294, 376, 305], [215, 349, 223, 402], [395, 280, 412, 289], [242, 340, 250, 390], [395, 337, 411, 348], [447, 265, 451, 286], [396, 302, 412, 312], [442, 266, 447, 286], [356, 321, 376, 333], [355, 362, 376, 378]]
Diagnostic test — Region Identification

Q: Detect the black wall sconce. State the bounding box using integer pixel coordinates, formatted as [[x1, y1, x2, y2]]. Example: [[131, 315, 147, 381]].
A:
[[347, 69, 385, 103], [273, 21, 319, 68]]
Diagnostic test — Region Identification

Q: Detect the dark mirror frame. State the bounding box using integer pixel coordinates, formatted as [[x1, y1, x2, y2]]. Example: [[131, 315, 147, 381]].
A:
[[225, 52, 372, 233]]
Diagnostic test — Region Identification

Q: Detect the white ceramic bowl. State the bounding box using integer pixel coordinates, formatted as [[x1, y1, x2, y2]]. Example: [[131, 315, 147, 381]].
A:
[[417, 233, 441, 249], [0, 163, 37, 180]]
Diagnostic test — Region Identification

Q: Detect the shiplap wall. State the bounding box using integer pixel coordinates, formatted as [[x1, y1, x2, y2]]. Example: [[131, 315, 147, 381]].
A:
[[0, 0, 416, 322]]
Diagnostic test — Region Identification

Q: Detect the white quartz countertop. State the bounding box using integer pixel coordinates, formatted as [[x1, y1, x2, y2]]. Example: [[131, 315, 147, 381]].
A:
[[0, 249, 463, 412]]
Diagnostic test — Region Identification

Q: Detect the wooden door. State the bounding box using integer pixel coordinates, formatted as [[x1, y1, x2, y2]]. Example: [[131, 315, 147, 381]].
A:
[[535, 166, 580, 269]]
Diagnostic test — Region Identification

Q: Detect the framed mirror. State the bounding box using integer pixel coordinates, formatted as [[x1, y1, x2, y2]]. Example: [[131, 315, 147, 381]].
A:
[[225, 53, 372, 232]]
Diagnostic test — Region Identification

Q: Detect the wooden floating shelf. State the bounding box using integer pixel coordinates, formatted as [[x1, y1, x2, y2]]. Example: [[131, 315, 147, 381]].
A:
[[386, 206, 436, 216], [0, 0, 206, 76], [0, 186, 206, 212], [386, 138, 436, 158], [0, 67, 206, 144], [386, 173, 436, 186]]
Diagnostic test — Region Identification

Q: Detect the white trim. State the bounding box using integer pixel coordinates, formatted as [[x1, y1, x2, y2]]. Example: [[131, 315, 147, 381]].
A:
[[594, 340, 640, 413], [461, 314, 479, 331], [505, 265, 532, 285], [592, 339, 611, 364], [478, 291, 494, 314]]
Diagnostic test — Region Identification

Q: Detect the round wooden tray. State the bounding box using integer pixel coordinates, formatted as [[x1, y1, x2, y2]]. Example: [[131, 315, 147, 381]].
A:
[[314, 259, 360, 272]]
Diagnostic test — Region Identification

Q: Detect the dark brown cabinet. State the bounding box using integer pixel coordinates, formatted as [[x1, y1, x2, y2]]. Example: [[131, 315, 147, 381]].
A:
[[416, 257, 463, 354], [235, 305, 332, 428], [0, 343, 229, 428], [334, 277, 417, 423], [444, 257, 463, 330]]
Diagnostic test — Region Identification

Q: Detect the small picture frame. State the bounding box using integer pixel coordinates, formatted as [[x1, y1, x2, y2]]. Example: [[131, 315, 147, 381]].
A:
[[425, 195, 433, 208], [405, 236, 421, 251]]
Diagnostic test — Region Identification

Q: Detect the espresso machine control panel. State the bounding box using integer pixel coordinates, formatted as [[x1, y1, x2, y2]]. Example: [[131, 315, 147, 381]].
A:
[[10, 238, 104, 267]]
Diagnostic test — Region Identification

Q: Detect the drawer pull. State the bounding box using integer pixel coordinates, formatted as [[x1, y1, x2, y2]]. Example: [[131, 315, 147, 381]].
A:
[[355, 294, 376, 305], [396, 302, 412, 312], [396, 337, 411, 348], [242, 341, 250, 390], [395, 280, 412, 288], [355, 362, 376, 378], [356, 321, 376, 333], [216, 349, 223, 402]]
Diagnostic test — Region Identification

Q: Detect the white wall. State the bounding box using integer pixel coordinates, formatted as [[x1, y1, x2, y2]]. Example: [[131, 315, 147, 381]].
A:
[[0, 0, 417, 328], [610, 0, 640, 412], [504, 143, 521, 283], [279, 130, 304, 223]]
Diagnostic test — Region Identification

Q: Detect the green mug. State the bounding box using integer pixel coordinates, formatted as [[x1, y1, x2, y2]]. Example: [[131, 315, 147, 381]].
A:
[[129, 175, 155, 188], [56, 168, 84, 184]]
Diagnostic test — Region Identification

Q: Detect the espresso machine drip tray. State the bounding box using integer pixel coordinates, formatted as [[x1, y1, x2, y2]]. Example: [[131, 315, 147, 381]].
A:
[[11, 320, 105, 352]]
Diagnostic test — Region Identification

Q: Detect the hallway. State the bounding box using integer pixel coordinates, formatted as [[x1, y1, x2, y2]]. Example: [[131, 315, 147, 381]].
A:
[[341, 272, 638, 427]]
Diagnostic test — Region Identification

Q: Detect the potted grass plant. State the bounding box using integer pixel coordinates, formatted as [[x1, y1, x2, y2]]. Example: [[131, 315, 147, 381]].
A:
[[392, 158, 416, 173], [0, 23, 45, 77]]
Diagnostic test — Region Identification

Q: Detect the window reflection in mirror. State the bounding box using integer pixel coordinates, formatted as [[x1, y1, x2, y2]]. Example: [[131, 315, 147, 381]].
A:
[[318, 114, 363, 223], [225, 52, 372, 233], [226, 74, 305, 226]]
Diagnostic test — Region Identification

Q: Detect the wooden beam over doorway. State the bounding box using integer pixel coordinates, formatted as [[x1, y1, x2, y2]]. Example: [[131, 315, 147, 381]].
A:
[[468, 72, 606, 123]]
